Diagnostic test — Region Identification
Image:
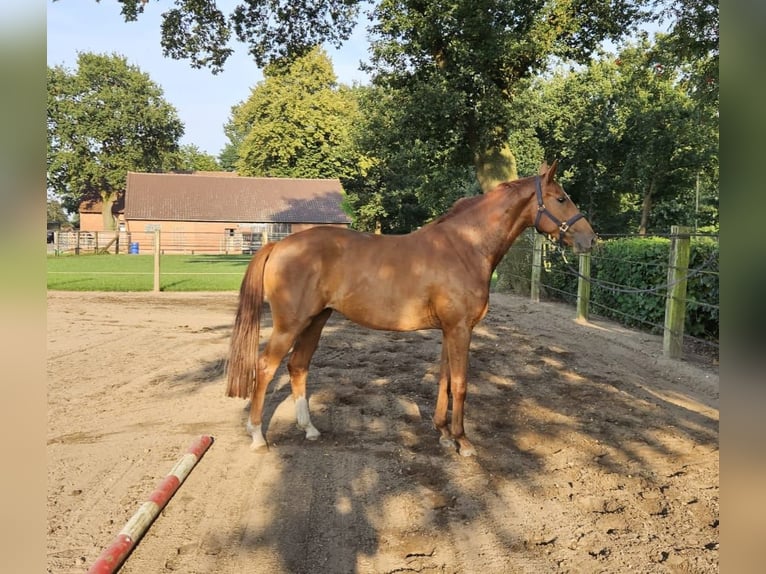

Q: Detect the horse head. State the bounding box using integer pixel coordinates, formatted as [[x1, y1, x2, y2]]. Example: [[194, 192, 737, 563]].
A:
[[533, 160, 597, 253]]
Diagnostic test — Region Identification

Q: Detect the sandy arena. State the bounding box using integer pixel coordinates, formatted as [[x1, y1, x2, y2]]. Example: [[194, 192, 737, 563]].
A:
[[47, 291, 718, 573]]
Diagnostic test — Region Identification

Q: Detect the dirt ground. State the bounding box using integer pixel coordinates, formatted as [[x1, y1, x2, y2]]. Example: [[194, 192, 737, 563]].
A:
[[46, 291, 718, 573]]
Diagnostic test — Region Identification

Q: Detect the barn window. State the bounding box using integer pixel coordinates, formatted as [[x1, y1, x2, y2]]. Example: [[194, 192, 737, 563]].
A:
[[268, 223, 291, 236]]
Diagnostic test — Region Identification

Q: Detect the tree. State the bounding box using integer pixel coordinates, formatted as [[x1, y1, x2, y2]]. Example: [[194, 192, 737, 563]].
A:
[[104, 0, 361, 73], [362, 0, 652, 192], [656, 0, 718, 106], [218, 143, 239, 172], [535, 37, 718, 234], [98, 1, 719, 235], [617, 38, 717, 234], [342, 83, 479, 233], [174, 144, 221, 172], [99, 0, 652, 194], [225, 47, 361, 179], [47, 196, 69, 226], [47, 52, 184, 229], [532, 57, 629, 233]]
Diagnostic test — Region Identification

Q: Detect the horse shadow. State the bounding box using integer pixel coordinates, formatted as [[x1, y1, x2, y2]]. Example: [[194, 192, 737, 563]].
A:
[[176, 298, 718, 571], [211, 311, 550, 572]]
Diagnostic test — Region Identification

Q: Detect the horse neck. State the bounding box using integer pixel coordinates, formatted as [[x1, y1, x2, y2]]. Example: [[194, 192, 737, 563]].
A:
[[437, 179, 536, 270]]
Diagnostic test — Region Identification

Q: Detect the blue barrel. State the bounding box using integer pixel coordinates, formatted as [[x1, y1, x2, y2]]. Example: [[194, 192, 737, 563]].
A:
[[129, 242, 139, 254]]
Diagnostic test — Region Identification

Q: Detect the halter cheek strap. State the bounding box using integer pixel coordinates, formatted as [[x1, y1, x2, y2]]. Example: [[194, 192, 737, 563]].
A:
[[533, 176, 585, 247]]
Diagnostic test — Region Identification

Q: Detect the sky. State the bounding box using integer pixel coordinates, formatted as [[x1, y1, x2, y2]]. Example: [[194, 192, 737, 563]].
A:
[[46, 1, 372, 157]]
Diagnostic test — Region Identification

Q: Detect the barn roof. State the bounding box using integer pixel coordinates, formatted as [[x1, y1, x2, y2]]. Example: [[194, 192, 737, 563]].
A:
[[123, 172, 351, 224]]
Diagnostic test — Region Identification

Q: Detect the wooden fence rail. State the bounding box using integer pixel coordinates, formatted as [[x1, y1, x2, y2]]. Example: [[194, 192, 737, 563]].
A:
[[49, 227, 712, 360], [529, 226, 702, 359]]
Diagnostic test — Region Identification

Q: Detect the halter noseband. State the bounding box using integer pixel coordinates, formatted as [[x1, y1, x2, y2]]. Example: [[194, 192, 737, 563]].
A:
[[533, 175, 585, 247]]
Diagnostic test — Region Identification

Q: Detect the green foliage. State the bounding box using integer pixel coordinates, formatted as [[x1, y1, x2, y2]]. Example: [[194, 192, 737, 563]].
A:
[[114, 0, 655, 226], [656, 0, 718, 107], [218, 142, 239, 172], [173, 144, 221, 172], [493, 229, 536, 294], [47, 52, 184, 224], [114, 0, 361, 72], [685, 236, 719, 339], [47, 197, 69, 226], [99, 2, 717, 240], [341, 0, 654, 227], [226, 47, 361, 179], [367, 0, 652, 187], [342, 84, 480, 233], [541, 236, 719, 341], [505, 84, 547, 178], [535, 37, 719, 235]]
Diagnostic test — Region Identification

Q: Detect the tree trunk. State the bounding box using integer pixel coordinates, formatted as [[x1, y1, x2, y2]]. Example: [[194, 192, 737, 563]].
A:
[[474, 143, 518, 193], [638, 179, 655, 236], [101, 192, 117, 231]]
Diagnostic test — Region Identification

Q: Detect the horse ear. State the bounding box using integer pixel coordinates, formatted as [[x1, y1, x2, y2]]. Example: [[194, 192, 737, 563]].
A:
[[545, 159, 559, 183], [538, 161, 549, 175]]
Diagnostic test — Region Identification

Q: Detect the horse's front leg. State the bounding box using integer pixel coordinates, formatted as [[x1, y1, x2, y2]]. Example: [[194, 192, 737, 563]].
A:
[[442, 325, 476, 457], [433, 342, 455, 448]]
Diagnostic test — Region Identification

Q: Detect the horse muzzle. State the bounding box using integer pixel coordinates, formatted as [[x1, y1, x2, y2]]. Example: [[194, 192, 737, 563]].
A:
[[571, 230, 597, 254]]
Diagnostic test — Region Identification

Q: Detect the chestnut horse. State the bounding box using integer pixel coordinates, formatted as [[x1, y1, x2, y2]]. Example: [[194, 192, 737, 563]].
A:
[[226, 161, 596, 456]]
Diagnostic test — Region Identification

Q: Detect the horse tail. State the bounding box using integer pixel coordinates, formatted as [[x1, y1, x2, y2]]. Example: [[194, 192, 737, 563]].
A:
[[226, 242, 276, 399]]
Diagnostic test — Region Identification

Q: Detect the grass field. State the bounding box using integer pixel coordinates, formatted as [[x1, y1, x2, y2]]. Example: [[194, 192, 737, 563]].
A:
[[48, 252, 501, 292], [47, 254, 251, 291]]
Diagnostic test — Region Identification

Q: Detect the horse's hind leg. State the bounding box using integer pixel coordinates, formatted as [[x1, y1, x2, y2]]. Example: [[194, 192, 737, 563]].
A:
[[287, 309, 332, 441], [248, 328, 300, 451]]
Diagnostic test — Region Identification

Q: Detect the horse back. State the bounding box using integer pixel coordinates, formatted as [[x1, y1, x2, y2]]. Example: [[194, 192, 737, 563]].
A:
[[263, 226, 490, 331]]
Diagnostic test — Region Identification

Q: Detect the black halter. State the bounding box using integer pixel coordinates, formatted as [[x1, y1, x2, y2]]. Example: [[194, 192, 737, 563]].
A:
[[533, 176, 585, 247]]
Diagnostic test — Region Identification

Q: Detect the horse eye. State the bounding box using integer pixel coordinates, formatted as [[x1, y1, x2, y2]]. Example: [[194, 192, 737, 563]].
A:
[[556, 196, 566, 203]]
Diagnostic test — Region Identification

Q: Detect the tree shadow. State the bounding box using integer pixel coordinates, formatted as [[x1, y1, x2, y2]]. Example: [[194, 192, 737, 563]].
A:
[[178, 293, 718, 571]]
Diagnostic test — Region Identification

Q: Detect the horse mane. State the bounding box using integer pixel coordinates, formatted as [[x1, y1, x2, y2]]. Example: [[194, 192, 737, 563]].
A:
[[430, 180, 520, 226]]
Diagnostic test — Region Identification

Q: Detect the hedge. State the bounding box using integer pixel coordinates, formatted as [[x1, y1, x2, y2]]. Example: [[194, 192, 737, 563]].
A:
[[496, 234, 719, 342]]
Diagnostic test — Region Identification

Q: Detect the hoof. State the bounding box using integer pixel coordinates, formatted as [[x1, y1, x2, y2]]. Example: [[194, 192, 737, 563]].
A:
[[247, 420, 268, 452], [305, 426, 321, 441], [458, 446, 476, 457], [439, 436, 457, 450], [457, 439, 476, 457], [250, 440, 269, 453]]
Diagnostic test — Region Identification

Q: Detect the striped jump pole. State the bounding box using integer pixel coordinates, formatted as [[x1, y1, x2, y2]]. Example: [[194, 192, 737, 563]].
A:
[[88, 435, 214, 574]]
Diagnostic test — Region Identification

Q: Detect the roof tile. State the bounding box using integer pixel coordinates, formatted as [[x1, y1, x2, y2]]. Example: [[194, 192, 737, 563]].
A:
[[124, 172, 351, 224]]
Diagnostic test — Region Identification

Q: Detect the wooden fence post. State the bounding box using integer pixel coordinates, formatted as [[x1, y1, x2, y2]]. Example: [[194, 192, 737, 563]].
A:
[[577, 252, 591, 321], [663, 225, 691, 359], [153, 229, 161, 292], [530, 233, 544, 302]]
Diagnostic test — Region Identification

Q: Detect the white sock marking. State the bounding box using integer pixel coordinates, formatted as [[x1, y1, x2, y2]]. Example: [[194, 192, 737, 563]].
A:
[[295, 395, 320, 440], [246, 420, 267, 450]]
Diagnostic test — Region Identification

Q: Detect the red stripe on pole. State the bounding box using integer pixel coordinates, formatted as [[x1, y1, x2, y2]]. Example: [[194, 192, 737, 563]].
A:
[[148, 475, 181, 507], [88, 535, 133, 574], [88, 435, 214, 574], [187, 435, 214, 458]]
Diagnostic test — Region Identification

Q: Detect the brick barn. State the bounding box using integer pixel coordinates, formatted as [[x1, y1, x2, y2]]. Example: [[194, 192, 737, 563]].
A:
[[78, 172, 351, 254]]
